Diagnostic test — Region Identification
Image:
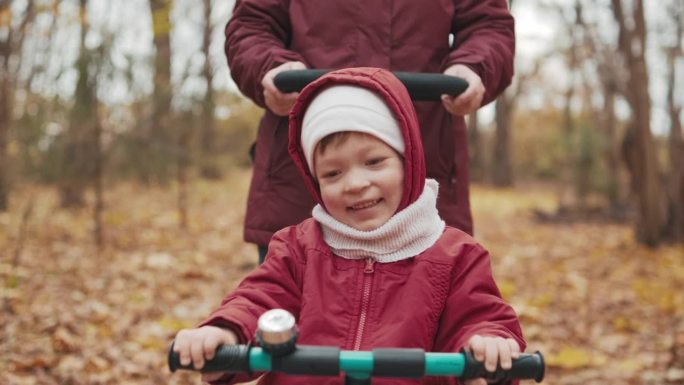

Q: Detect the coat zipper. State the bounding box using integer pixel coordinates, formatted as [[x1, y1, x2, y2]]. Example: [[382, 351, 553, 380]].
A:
[[353, 257, 375, 351]]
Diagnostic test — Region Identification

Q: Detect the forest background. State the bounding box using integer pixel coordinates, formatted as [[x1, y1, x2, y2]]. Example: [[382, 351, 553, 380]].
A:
[[0, 0, 683, 384]]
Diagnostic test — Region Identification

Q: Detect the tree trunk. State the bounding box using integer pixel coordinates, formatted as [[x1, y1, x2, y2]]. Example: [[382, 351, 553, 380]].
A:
[[199, 0, 221, 179], [562, 3, 580, 209], [489, 53, 540, 188], [59, 0, 95, 208], [467, 112, 484, 182], [176, 111, 193, 229], [573, 0, 627, 212], [489, 0, 519, 187], [0, 0, 35, 211], [612, 0, 666, 246], [148, 0, 174, 182], [0, 72, 9, 212], [561, 75, 577, 208], [0, 0, 13, 211], [94, 110, 104, 248], [602, 82, 622, 209], [665, 7, 683, 241], [492, 93, 513, 187]]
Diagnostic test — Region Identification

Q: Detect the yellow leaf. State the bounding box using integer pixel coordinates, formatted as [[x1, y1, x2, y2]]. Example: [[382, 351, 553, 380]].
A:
[[616, 358, 644, 372], [136, 337, 167, 350], [129, 293, 148, 305], [497, 280, 516, 300], [5, 274, 20, 289], [529, 293, 553, 308], [658, 292, 677, 314], [158, 317, 193, 331], [546, 347, 593, 369], [612, 315, 630, 331], [0, 8, 11, 28], [152, 1, 172, 37], [103, 211, 127, 226]]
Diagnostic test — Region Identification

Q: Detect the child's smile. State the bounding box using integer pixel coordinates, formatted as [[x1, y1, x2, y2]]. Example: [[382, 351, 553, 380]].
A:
[[349, 198, 382, 211], [314, 133, 404, 231]]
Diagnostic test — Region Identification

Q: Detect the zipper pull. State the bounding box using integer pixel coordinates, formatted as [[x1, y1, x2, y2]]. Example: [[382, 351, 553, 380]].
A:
[[364, 258, 375, 274]]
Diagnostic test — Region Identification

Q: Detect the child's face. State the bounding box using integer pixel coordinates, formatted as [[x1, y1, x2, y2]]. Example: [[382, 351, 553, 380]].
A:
[[314, 133, 404, 231]]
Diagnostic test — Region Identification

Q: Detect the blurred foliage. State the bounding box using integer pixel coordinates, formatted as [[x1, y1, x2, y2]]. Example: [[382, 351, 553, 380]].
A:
[[214, 94, 263, 168], [12, 94, 70, 183], [476, 104, 630, 205], [5, 86, 654, 210], [8, 90, 263, 187]]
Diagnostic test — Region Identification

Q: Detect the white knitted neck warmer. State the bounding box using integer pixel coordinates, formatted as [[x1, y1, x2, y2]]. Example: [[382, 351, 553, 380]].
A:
[[312, 179, 445, 263]]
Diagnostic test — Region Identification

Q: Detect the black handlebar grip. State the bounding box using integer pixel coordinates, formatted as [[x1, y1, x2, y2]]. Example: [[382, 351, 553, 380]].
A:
[[393, 72, 468, 100], [272, 345, 341, 375], [168, 342, 251, 373], [273, 70, 328, 93], [372, 348, 425, 378], [461, 350, 545, 383], [272, 70, 468, 100]]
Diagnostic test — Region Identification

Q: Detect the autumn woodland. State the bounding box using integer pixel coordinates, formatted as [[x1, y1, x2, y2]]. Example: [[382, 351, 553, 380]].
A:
[[0, 1, 683, 384]]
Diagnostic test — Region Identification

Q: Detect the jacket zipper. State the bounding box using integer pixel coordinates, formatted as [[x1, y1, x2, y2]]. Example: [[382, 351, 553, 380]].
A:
[[353, 257, 375, 351]]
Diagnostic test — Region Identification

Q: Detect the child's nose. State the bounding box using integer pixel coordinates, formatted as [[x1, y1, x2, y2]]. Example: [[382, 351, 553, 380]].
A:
[[343, 170, 371, 193]]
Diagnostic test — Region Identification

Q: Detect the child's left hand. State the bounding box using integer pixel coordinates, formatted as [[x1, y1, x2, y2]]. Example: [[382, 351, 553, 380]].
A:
[[464, 334, 520, 385]]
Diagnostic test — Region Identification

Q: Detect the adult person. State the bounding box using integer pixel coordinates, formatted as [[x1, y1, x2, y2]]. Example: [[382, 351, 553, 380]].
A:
[[224, 1, 515, 263]]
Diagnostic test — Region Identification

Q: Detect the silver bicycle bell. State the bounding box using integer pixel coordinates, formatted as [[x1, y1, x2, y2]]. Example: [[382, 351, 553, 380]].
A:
[[255, 309, 298, 356]]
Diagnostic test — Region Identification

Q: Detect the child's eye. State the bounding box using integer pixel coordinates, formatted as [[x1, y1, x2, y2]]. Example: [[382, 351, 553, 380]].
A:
[[320, 169, 341, 179], [366, 157, 386, 166]]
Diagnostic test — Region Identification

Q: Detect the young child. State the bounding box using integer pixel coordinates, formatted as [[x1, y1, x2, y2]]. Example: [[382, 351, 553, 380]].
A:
[[173, 68, 525, 385]]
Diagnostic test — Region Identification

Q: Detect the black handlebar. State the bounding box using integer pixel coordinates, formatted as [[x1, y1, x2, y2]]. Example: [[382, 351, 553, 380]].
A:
[[273, 70, 469, 101]]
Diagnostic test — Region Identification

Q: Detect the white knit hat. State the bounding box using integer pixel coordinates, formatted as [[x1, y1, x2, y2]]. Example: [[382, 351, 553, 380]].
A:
[[301, 85, 404, 173]]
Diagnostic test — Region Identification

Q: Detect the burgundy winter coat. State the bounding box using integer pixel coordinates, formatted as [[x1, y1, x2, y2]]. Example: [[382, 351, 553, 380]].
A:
[[201, 68, 524, 385], [225, 0, 516, 245], [203, 220, 524, 385]]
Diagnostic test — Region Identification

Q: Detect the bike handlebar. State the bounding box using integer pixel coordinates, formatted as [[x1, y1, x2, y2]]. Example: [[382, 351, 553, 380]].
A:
[[273, 70, 469, 101], [168, 343, 545, 383]]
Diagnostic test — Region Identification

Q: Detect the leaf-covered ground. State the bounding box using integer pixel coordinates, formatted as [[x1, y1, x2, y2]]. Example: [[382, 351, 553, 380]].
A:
[[1, 170, 683, 385]]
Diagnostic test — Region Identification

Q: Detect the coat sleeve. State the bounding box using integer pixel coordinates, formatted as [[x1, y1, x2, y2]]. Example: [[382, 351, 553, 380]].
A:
[[225, 0, 306, 107], [443, 0, 515, 106], [433, 244, 525, 357], [200, 227, 305, 385]]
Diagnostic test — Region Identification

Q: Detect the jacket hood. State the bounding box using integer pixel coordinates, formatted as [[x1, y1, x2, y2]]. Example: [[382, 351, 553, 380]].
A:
[[288, 67, 426, 212]]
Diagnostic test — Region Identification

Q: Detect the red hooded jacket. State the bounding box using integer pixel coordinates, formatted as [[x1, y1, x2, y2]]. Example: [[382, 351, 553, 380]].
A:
[[201, 69, 524, 385], [225, 0, 516, 245]]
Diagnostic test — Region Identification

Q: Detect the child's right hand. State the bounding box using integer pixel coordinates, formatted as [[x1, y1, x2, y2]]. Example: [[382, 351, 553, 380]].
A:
[[173, 326, 238, 382], [464, 334, 520, 385]]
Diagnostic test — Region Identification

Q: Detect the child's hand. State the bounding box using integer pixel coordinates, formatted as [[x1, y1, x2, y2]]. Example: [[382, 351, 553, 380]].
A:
[[173, 326, 238, 382], [464, 334, 520, 385]]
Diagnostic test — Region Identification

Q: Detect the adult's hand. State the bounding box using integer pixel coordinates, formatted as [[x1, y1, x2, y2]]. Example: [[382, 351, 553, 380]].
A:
[[441, 64, 485, 116], [261, 61, 307, 116]]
